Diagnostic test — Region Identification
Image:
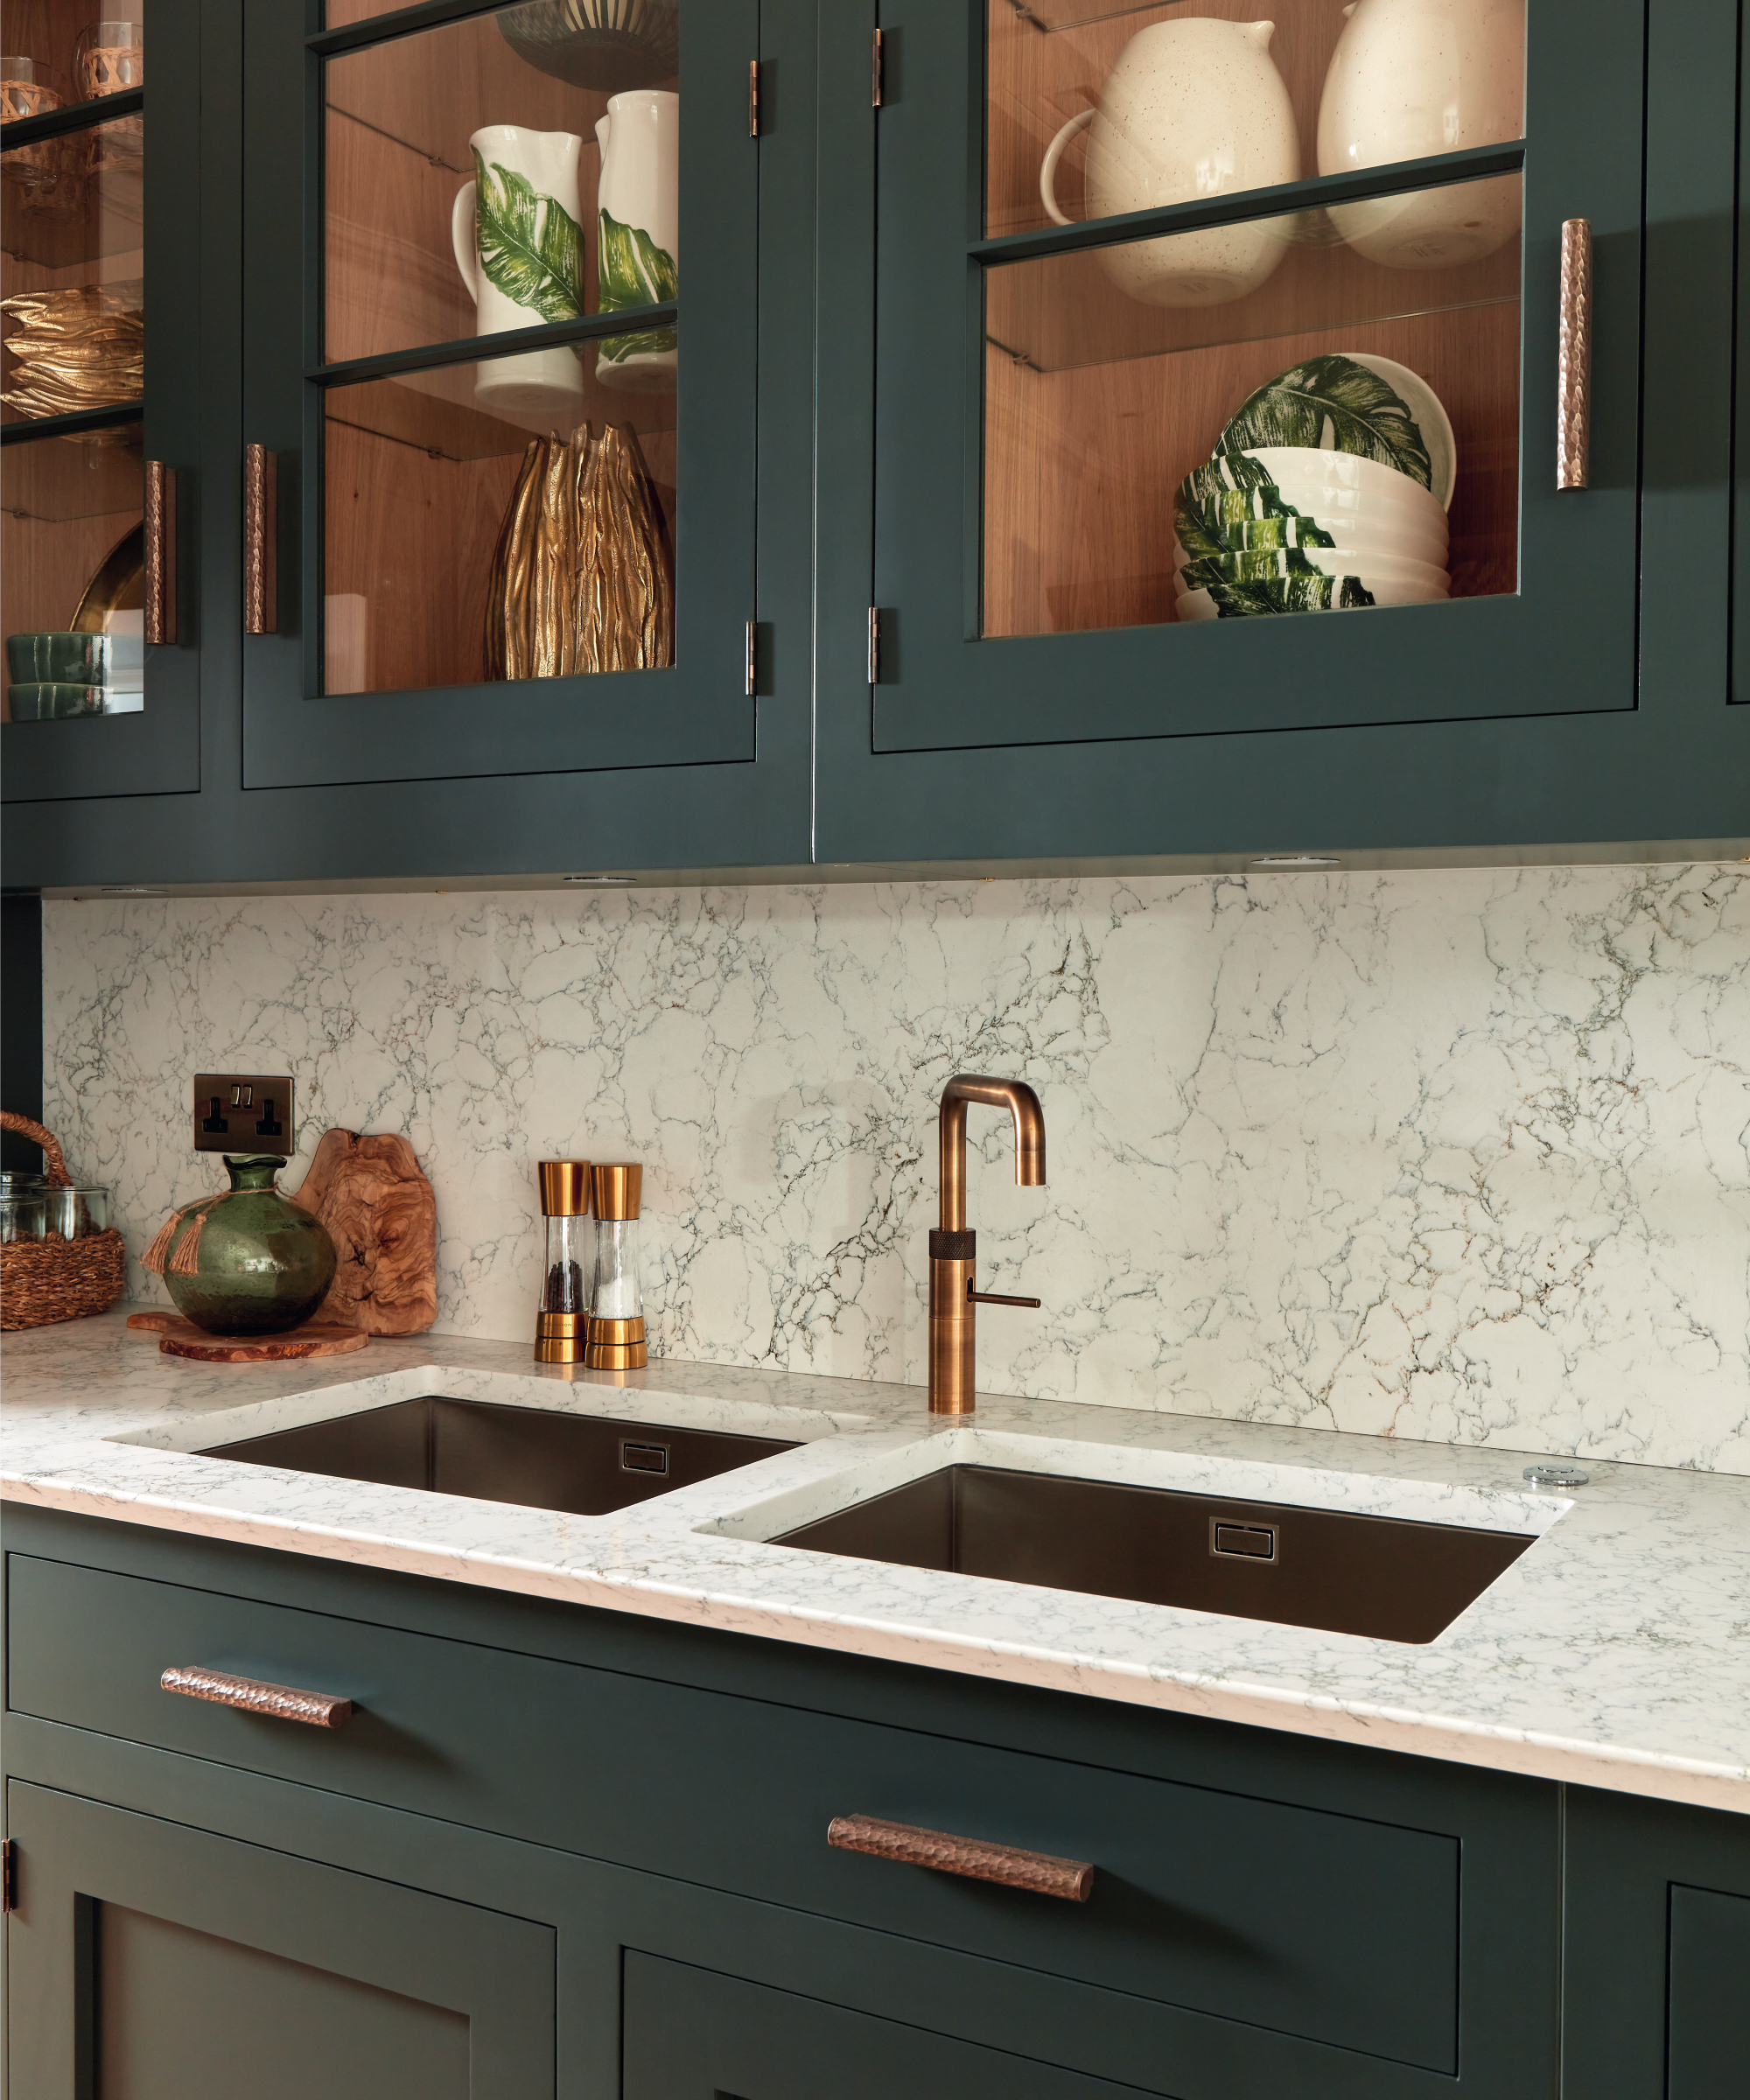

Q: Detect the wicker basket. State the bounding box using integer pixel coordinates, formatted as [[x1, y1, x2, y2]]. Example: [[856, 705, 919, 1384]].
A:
[[0, 1111, 127, 1331]]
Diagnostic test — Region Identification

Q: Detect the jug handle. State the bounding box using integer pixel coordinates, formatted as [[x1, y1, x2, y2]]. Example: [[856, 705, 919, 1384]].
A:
[[1040, 108, 1095, 226], [452, 179, 481, 306]]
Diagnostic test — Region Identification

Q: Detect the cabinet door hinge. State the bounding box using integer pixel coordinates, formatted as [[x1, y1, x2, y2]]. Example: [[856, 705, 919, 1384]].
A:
[[2, 1838, 16, 1914], [746, 619, 757, 696], [748, 59, 761, 136], [872, 27, 885, 107], [867, 607, 881, 684]]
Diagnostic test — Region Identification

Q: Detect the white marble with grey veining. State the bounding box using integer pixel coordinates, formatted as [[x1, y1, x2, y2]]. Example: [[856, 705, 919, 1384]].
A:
[[4, 1312, 1747, 1814], [40, 863, 1750, 1470]]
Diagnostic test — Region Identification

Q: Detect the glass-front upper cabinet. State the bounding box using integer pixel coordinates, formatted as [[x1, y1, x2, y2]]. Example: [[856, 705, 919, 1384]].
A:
[[861, 0, 1646, 754], [1, 0, 200, 801], [242, 0, 758, 790]]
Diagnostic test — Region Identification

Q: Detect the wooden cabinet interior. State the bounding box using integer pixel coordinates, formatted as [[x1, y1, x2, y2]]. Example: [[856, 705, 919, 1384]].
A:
[[981, 0, 1522, 639], [318, 7, 677, 697], [0, 438, 144, 673]]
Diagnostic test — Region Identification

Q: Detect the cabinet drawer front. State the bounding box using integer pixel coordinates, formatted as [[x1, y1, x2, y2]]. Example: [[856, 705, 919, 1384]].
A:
[[10, 1552, 1457, 2071]]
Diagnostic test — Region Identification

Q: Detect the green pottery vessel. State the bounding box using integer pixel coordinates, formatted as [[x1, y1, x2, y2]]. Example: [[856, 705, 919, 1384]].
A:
[[163, 1154, 337, 1336]]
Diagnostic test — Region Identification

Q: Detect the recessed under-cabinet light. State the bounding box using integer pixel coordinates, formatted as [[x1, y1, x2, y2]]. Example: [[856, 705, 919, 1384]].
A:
[[100, 884, 169, 894], [1248, 856, 1343, 871], [563, 874, 637, 886]]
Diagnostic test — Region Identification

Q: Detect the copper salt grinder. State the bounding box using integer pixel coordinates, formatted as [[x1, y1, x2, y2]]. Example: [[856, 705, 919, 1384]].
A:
[[534, 1159, 592, 1363], [584, 1163, 647, 1370]]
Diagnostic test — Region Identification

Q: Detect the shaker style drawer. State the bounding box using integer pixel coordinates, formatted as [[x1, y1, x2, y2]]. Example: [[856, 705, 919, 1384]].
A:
[[8, 1550, 1467, 2075]]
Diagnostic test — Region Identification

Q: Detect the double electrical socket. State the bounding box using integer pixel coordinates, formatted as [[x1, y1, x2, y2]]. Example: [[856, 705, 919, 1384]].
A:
[[192, 1073, 296, 1156]]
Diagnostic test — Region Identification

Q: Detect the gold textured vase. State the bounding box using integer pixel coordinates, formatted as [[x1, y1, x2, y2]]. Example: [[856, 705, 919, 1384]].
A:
[[0, 282, 144, 429], [483, 423, 674, 680]]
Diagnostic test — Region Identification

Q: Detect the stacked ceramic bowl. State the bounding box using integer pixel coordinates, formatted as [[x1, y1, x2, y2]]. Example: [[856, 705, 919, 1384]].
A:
[[1173, 352, 1453, 621], [5, 626, 144, 719]]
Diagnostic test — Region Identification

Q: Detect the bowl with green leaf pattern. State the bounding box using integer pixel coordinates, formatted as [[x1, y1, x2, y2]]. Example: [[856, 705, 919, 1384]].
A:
[[1214, 351, 1455, 507]]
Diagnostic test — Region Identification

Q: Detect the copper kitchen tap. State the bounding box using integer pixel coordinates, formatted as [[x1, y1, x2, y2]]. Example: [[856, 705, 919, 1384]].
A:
[[928, 1075, 1046, 1414]]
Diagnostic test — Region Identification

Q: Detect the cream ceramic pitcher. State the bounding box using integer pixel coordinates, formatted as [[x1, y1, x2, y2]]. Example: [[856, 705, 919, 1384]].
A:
[[1040, 18, 1298, 308], [452, 123, 586, 418], [1318, 0, 1525, 268], [594, 88, 679, 393]]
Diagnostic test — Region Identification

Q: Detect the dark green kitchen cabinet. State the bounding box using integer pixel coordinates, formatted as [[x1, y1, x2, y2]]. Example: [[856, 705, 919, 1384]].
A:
[[1562, 1785, 1750, 2100], [240, 0, 760, 793], [620, 1954, 1138, 2100], [4, 0, 1750, 890], [4, 1503, 1567, 2100], [1, 0, 204, 807], [2, 0, 819, 890], [4, 1781, 555, 2100], [810, 0, 1749, 865]]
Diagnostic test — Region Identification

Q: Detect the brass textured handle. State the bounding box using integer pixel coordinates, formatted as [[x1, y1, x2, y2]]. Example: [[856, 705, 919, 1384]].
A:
[[161, 1664, 353, 1729], [244, 444, 278, 634], [144, 459, 176, 647], [1557, 218, 1592, 492], [828, 1814, 1094, 1902]]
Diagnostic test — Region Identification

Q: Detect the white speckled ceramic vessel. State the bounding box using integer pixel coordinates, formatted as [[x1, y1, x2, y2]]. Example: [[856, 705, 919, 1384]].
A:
[[1040, 18, 1298, 308], [1319, 0, 1525, 268]]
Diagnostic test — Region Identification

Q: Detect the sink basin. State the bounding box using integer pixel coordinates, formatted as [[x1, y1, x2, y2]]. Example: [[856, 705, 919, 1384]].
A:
[[200, 1396, 799, 1518], [773, 1463, 1535, 1643]]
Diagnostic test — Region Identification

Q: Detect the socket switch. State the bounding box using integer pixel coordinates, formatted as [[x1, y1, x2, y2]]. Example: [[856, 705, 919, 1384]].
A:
[[192, 1073, 296, 1156]]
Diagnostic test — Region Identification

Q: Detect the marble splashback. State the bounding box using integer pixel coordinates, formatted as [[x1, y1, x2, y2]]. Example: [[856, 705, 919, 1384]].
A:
[[39, 864, 1750, 1472]]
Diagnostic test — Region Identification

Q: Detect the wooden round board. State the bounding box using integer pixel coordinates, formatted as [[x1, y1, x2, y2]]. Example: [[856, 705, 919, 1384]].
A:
[[125, 1310, 368, 1362]]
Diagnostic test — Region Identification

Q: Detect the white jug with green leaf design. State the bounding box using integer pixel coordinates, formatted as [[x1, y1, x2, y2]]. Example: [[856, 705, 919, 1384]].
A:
[[595, 89, 678, 394], [451, 123, 587, 420]]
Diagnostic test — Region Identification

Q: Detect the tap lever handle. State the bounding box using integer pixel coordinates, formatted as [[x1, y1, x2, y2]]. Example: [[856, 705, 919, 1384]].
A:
[[969, 1287, 1040, 1309]]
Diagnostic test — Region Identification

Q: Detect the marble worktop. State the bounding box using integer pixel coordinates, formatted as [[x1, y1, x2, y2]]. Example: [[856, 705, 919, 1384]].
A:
[[4, 1310, 1746, 1815]]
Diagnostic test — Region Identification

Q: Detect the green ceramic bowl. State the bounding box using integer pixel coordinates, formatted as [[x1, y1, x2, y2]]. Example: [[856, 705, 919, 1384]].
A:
[[6, 682, 105, 721], [6, 630, 107, 685]]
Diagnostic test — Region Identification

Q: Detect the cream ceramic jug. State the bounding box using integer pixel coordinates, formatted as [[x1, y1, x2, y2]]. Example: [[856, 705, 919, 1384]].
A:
[[452, 124, 586, 418], [1318, 0, 1525, 268], [1040, 18, 1298, 308], [595, 88, 679, 393]]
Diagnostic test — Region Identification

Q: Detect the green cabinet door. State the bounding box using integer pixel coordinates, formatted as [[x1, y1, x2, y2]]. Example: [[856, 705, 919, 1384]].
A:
[[623, 1951, 1147, 2100], [238, 0, 760, 793], [1, 0, 202, 807], [1562, 1786, 1750, 2100], [4, 1780, 554, 2100], [813, 0, 1750, 865]]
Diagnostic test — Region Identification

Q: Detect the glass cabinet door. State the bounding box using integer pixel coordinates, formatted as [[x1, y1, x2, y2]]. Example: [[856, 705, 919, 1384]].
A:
[[2, 0, 200, 802], [241, 0, 757, 790], [864, 0, 1645, 755]]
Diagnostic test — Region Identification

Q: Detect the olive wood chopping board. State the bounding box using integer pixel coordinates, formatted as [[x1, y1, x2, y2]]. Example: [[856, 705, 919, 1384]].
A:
[[126, 1311, 369, 1362], [289, 1129, 438, 1335]]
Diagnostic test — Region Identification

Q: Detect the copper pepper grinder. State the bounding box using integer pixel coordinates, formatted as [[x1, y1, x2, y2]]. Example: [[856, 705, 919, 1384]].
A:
[[534, 1159, 592, 1364], [585, 1162, 648, 1369]]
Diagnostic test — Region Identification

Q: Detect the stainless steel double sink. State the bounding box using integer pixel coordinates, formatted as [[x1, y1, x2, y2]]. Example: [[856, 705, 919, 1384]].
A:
[[204, 1397, 1533, 1643]]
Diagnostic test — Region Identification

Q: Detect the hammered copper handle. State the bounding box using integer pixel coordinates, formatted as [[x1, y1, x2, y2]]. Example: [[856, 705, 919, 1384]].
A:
[[827, 1814, 1094, 1902], [0, 1112, 72, 1187], [1557, 218, 1592, 492], [144, 458, 176, 646], [161, 1664, 353, 1729], [244, 444, 277, 634]]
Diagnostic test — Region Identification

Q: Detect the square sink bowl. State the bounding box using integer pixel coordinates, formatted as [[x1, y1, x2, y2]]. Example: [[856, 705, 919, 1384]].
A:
[[200, 1395, 801, 1520], [771, 1462, 1537, 1645]]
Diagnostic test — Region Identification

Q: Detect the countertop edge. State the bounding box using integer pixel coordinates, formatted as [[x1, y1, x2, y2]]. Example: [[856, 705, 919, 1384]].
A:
[[8, 1469, 1746, 1818]]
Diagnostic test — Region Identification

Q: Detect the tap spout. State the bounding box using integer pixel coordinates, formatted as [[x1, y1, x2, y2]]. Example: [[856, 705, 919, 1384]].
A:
[[938, 1074, 1046, 1234]]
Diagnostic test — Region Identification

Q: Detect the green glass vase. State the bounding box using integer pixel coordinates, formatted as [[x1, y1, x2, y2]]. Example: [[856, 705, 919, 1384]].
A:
[[164, 1155, 337, 1336]]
